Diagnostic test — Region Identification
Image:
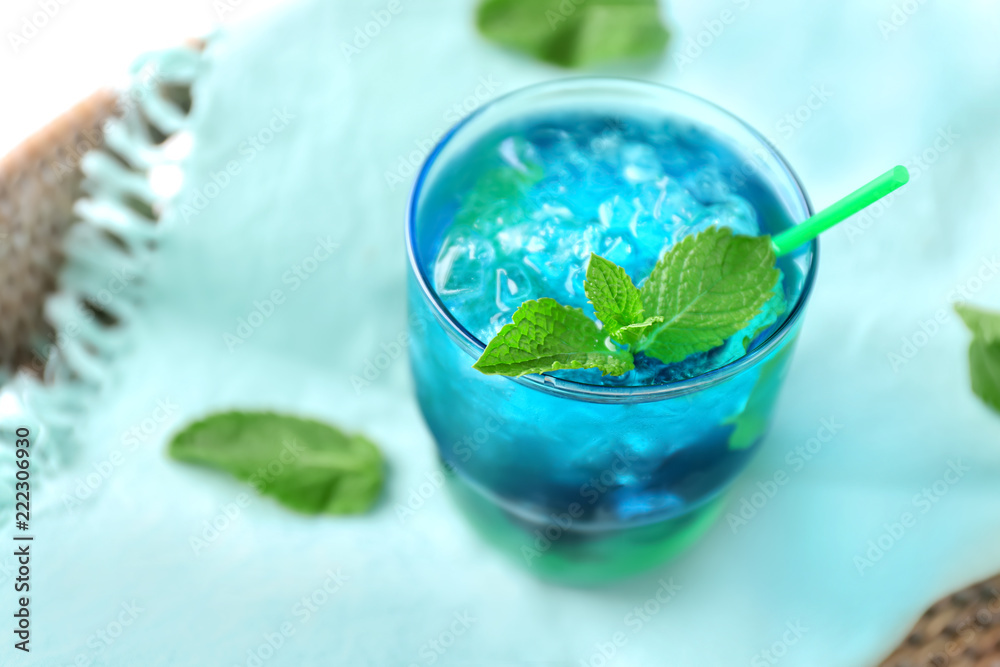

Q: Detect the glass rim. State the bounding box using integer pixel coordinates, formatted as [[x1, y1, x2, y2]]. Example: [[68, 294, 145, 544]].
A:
[[405, 77, 818, 403]]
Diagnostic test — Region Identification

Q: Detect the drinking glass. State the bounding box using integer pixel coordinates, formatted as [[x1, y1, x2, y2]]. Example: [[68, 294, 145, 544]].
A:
[[406, 78, 816, 584]]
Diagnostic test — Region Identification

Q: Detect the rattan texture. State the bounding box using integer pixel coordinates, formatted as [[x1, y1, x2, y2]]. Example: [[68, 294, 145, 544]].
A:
[[0, 91, 118, 373]]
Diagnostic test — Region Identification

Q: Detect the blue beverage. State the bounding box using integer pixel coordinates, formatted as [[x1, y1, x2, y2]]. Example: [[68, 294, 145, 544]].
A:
[[406, 79, 816, 583]]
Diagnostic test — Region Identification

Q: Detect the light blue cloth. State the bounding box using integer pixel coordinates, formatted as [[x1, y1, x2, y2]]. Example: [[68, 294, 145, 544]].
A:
[[6, 1, 1000, 665]]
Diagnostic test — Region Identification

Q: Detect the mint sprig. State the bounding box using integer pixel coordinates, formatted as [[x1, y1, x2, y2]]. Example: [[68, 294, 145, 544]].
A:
[[473, 298, 634, 376], [473, 227, 781, 378], [956, 303, 1000, 413]]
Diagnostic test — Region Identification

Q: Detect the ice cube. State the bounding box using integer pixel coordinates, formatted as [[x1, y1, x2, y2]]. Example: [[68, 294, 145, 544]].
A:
[[498, 136, 539, 175], [580, 157, 624, 210], [525, 127, 577, 162], [495, 223, 544, 255], [433, 230, 496, 296], [690, 197, 759, 237], [637, 177, 694, 223], [684, 164, 733, 204], [494, 264, 540, 313], [599, 230, 639, 270], [562, 264, 585, 300], [621, 142, 662, 184]]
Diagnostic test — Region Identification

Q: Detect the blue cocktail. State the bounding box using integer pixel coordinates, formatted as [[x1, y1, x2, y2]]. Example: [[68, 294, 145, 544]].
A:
[[406, 79, 816, 584]]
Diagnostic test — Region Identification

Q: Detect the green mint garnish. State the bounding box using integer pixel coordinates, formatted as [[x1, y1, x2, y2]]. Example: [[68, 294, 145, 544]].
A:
[[476, 0, 670, 69], [584, 253, 663, 346], [956, 303, 1000, 413], [474, 227, 781, 378], [473, 297, 635, 377], [169, 412, 384, 515], [637, 226, 781, 365]]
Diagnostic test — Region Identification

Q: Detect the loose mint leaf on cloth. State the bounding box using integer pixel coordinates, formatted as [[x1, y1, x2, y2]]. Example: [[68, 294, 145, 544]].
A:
[[169, 412, 384, 515], [584, 253, 662, 346], [637, 227, 780, 365], [956, 303, 1000, 345], [474, 297, 634, 376], [476, 0, 670, 69], [956, 303, 1000, 413]]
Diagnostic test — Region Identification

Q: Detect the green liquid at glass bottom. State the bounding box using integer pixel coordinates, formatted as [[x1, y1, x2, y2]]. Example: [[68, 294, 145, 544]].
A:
[[445, 467, 728, 586]]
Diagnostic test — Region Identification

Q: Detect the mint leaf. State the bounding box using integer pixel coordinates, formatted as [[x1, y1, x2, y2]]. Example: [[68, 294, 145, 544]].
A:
[[583, 254, 663, 345], [584, 253, 651, 345], [474, 297, 634, 376], [734, 284, 788, 354], [476, 0, 669, 69], [613, 316, 664, 346], [169, 412, 383, 515], [957, 303, 1000, 345], [570, 4, 670, 66], [967, 339, 1000, 413], [637, 227, 781, 365], [957, 303, 1000, 413]]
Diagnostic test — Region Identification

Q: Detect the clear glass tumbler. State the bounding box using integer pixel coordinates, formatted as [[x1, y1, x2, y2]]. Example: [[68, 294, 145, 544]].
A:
[[406, 79, 816, 584]]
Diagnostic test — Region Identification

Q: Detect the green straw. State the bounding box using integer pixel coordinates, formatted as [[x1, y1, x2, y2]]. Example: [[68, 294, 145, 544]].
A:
[[770, 165, 910, 256]]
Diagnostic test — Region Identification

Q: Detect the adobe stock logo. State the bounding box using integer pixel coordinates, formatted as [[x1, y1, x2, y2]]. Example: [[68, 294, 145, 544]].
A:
[[179, 108, 296, 223], [579, 578, 681, 667], [750, 620, 809, 667], [726, 417, 844, 534], [672, 0, 754, 72], [212, 0, 251, 21], [383, 76, 503, 191], [340, 0, 405, 63], [887, 255, 999, 373], [406, 611, 476, 667], [878, 0, 927, 40], [7, 0, 73, 53], [350, 333, 409, 394], [224, 237, 339, 351], [853, 460, 969, 576], [775, 86, 834, 141]]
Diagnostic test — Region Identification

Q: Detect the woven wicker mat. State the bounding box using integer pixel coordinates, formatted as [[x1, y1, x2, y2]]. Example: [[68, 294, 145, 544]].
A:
[[0, 89, 118, 372], [878, 573, 1000, 667], [2, 79, 999, 667]]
